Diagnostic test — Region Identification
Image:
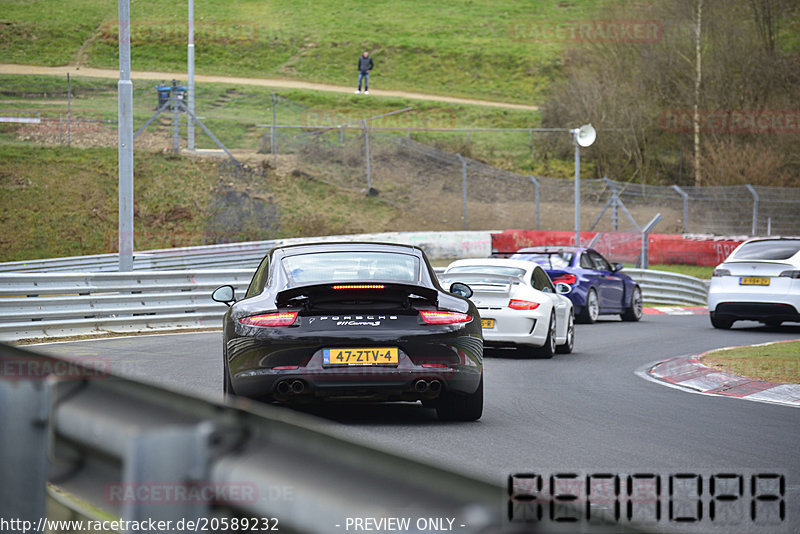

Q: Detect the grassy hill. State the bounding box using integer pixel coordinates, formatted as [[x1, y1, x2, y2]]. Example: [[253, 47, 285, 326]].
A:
[[0, 0, 611, 104]]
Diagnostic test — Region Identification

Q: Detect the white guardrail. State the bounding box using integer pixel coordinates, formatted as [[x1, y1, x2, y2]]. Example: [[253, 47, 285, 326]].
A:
[[624, 268, 709, 306], [0, 267, 708, 342]]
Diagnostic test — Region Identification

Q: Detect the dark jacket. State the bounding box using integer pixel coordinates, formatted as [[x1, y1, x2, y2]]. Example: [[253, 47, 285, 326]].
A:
[[358, 55, 374, 73]]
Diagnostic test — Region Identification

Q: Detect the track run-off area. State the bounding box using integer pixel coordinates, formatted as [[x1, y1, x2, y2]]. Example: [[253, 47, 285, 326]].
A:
[[31, 313, 800, 532]]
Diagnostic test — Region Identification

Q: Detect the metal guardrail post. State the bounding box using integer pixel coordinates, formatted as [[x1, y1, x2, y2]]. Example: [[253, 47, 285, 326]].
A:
[[671, 185, 689, 234], [0, 347, 51, 521], [745, 184, 759, 236], [640, 213, 662, 269], [528, 176, 540, 230], [457, 154, 467, 230], [122, 423, 219, 523]]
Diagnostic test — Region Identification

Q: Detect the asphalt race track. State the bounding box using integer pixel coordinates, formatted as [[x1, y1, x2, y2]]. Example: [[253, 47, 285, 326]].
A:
[[34, 314, 800, 532]]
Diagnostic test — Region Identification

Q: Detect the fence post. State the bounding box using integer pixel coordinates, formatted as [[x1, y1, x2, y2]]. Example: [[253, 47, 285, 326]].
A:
[[67, 73, 71, 147], [457, 154, 467, 230], [671, 185, 689, 234], [528, 176, 540, 230], [363, 120, 371, 191], [745, 184, 759, 236], [602, 177, 619, 231], [271, 93, 278, 167], [640, 213, 662, 269]]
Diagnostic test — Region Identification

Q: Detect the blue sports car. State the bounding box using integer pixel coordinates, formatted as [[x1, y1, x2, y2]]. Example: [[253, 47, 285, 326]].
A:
[[510, 246, 642, 323]]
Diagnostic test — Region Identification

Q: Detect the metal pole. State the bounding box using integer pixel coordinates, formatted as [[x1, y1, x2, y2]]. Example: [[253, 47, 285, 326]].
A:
[[187, 0, 195, 150], [271, 93, 277, 167], [118, 0, 134, 272], [67, 73, 71, 147], [457, 154, 467, 230], [528, 176, 540, 230], [573, 130, 581, 246], [671, 184, 689, 233], [745, 184, 759, 236], [172, 82, 180, 153], [363, 120, 371, 191], [640, 213, 662, 269]]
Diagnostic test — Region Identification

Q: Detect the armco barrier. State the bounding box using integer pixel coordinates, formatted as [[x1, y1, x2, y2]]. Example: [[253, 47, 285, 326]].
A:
[[491, 230, 745, 266], [1, 267, 707, 342], [0, 231, 494, 273], [0, 270, 253, 341], [0, 344, 505, 533], [624, 269, 708, 306]]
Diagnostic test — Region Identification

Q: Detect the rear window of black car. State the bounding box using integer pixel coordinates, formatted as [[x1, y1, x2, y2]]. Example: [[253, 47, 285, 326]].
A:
[[732, 240, 800, 261], [282, 251, 419, 284]]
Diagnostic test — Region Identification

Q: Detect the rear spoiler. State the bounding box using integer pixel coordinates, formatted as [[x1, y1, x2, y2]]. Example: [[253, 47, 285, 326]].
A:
[[439, 273, 525, 286], [276, 282, 439, 308]]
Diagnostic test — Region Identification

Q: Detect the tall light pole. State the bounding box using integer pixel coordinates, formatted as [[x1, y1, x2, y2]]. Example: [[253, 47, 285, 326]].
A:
[[187, 0, 195, 150], [571, 124, 596, 247], [118, 0, 134, 271]]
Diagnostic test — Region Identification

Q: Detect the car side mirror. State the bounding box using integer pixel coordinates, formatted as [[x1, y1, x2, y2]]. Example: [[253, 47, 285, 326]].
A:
[[449, 282, 473, 299], [612, 263, 624, 272], [212, 285, 236, 306], [555, 282, 572, 295]]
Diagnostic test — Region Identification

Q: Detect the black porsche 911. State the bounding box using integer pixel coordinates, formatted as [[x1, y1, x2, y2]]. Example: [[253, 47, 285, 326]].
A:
[[211, 242, 484, 421]]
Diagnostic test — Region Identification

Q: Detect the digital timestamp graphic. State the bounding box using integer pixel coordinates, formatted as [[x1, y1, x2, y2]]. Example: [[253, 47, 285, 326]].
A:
[[507, 471, 789, 532]]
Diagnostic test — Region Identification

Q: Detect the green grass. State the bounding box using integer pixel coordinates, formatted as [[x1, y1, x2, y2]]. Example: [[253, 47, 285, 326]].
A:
[[701, 341, 800, 384], [0, 73, 560, 173], [649, 264, 714, 279], [0, 0, 616, 104], [0, 144, 401, 261]]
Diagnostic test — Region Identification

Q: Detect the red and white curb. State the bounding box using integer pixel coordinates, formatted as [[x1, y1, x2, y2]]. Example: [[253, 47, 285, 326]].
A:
[[643, 306, 708, 315], [642, 342, 800, 408]]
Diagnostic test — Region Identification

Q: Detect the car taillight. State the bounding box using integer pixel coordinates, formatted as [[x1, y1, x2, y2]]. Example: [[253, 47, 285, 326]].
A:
[[552, 273, 577, 285], [712, 268, 731, 277], [239, 311, 298, 327], [509, 299, 540, 310], [779, 270, 800, 279], [419, 310, 472, 324], [332, 284, 385, 290]]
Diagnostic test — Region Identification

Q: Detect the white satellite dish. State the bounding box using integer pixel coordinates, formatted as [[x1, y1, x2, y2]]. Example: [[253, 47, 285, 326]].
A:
[[575, 123, 596, 147]]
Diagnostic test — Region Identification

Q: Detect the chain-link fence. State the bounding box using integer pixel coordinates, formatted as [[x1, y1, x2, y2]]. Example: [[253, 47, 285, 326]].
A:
[[3, 80, 799, 238], [260, 116, 800, 237]]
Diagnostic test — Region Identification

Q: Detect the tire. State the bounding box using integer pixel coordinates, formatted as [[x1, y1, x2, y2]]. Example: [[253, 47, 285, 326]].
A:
[[536, 313, 556, 358], [764, 320, 783, 327], [710, 312, 734, 330], [621, 286, 643, 322], [556, 311, 574, 354], [436, 376, 483, 422], [577, 289, 599, 324]]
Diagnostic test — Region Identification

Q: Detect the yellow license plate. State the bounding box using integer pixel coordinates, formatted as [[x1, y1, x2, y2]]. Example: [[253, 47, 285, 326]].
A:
[[323, 347, 398, 366], [481, 319, 495, 329], [740, 277, 770, 286]]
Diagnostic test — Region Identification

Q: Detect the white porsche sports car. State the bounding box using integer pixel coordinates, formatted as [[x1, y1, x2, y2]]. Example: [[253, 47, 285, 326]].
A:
[[441, 258, 575, 357]]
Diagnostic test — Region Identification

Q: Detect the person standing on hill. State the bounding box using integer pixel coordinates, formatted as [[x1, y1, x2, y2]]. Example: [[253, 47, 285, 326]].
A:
[[355, 51, 374, 94]]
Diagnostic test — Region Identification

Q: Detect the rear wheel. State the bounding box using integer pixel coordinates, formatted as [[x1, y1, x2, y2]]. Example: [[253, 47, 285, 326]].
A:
[[621, 286, 643, 322], [535, 313, 556, 358], [577, 289, 599, 324], [556, 312, 574, 354], [436, 376, 483, 421], [710, 312, 734, 330]]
